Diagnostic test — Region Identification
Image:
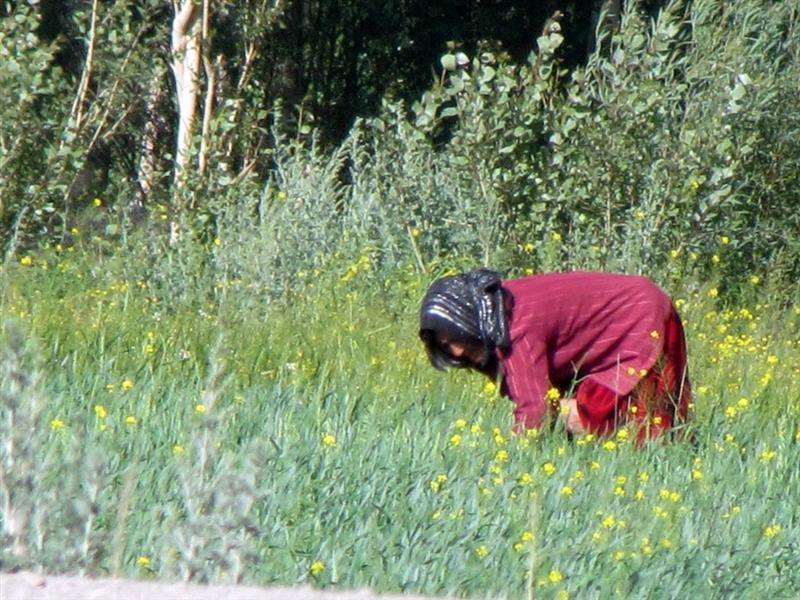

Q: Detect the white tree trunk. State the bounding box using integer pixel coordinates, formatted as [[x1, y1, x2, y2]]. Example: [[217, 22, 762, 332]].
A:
[[171, 0, 202, 189]]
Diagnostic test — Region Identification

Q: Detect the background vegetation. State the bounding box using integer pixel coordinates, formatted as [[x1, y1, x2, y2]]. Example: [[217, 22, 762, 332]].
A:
[[2, 0, 800, 597]]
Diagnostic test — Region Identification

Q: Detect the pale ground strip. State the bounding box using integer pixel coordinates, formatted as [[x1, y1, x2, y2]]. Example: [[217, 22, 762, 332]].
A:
[[1, 571, 460, 600]]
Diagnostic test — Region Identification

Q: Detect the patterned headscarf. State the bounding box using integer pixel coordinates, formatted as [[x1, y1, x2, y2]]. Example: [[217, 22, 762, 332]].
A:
[[418, 268, 510, 370]]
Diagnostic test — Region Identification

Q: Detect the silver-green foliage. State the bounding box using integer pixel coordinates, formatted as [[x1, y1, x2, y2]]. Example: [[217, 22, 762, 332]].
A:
[[0, 4, 67, 253], [202, 0, 800, 291], [0, 0, 169, 256], [540, 0, 800, 274], [380, 0, 800, 277], [0, 320, 111, 573]]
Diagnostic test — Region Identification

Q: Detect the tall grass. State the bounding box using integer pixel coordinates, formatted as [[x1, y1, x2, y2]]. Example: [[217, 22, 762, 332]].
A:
[[1, 242, 799, 597]]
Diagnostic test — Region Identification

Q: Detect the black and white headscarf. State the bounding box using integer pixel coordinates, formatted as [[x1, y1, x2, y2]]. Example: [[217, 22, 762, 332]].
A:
[[418, 268, 510, 370]]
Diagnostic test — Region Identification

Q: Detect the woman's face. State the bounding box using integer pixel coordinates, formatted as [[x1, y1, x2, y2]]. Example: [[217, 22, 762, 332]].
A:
[[435, 333, 490, 368]]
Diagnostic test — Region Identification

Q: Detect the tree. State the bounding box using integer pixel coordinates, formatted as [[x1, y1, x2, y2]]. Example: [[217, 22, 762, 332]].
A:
[[170, 0, 202, 193]]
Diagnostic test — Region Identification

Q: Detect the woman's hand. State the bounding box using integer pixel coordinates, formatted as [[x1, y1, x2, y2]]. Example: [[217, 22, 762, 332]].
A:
[[559, 398, 586, 435]]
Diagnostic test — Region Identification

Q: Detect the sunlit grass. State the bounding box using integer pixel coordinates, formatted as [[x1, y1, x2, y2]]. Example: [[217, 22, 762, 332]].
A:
[[1, 246, 800, 597]]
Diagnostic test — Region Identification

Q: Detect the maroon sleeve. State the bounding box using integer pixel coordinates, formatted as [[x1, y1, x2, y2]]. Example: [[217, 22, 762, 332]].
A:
[[502, 335, 551, 430]]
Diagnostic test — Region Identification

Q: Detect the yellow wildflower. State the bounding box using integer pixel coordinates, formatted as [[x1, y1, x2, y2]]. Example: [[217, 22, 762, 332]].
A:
[[521, 531, 534, 542], [310, 561, 326, 575], [137, 556, 151, 568], [759, 450, 777, 463], [322, 433, 337, 447], [50, 418, 66, 431], [763, 524, 782, 539], [493, 429, 507, 445]]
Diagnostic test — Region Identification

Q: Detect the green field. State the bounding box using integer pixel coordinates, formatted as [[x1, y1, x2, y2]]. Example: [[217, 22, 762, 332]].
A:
[[2, 242, 799, 599]]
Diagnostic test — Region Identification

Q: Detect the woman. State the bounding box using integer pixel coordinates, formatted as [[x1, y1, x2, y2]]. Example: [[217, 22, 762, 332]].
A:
[[418, 269, 691, 440]]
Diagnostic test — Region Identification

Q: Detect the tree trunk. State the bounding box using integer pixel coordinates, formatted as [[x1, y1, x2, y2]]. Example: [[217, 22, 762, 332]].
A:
[[134, 66, 169, 221], [197, 0, 214, 179], [171, 0, 202, 191]]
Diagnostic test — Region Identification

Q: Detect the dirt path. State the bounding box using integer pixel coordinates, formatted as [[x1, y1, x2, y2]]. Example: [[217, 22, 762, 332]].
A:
[[1, 571, 449, 600]]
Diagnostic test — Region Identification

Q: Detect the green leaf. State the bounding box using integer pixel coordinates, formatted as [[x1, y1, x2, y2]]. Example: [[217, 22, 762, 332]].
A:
[[480, 66, 496, 84], [536, 35, 551, 53], [440, 54, 456, 71], [440, 107, 459, 118]]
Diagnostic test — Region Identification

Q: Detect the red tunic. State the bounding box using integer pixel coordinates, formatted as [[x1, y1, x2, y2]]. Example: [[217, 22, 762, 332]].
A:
[[496, 272, 686, 431]]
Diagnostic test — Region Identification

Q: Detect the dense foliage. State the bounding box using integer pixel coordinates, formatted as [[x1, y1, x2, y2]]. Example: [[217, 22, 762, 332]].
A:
[[2, 0, 799, 297]]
